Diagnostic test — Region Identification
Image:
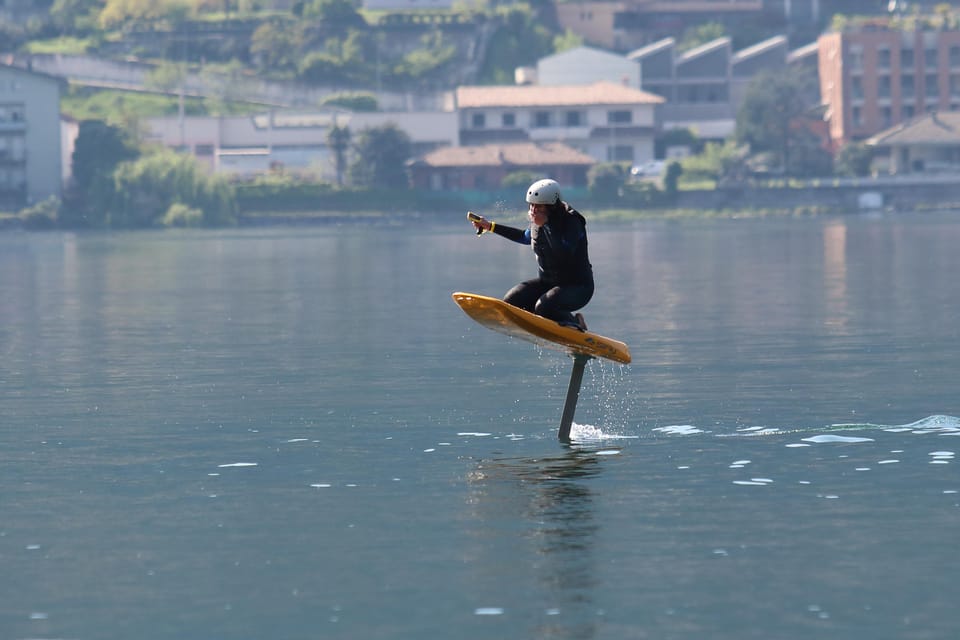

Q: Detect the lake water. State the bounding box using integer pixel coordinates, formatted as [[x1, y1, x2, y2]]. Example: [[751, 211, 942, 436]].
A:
[[2, 212, 959, 640]]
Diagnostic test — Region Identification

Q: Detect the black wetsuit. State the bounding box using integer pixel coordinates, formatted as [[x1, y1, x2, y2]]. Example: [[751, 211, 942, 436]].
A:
[[490, 202, 594, 327]]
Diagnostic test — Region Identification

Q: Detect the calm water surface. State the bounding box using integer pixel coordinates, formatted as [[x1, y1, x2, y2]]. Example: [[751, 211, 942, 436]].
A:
[[2, 212, 959, 639]]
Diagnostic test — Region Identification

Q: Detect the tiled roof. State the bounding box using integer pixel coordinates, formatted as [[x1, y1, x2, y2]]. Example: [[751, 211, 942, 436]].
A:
[[456, 81, 664, 108], [414, 142, 595, 168], [866, 111, 960, 146]]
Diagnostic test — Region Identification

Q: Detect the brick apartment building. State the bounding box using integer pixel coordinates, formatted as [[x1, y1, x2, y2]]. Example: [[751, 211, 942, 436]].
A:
[[819, 24, 960, 147]]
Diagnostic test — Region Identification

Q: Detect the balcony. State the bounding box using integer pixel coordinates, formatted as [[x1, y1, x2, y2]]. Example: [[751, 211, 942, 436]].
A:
[[527, 126, 592, 141], [0, 120, 26, 132], [0, 149, 26, 165]]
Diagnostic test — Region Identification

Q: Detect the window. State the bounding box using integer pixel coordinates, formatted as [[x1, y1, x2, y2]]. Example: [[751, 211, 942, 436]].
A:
[[564, 111, 583, 127], [925, 48, 938, 68], [951, 46, 960, 67], [903, 104, 915, 118], [852, 76, 864, 99], [195, 144, 214, 156], [881, 105, 892, 126], [532, 111, 551, 128], [879, 75, 891, 98], [0, 103, 25, 123], [878, 48, 891, 68], [902, 74, 914, 97], [852, 106, 862, 127], [607, 110, 632, 125], [901, 48, 914, 67], [502, 112, 515, 127], [849, 46, 863, 71], [926, 74, 939, 98], [471, 113, 485, 129]]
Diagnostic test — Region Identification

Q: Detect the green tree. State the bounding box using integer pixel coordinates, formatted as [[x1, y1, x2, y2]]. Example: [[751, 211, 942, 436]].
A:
[[786, 127, 833, 177], [201, 59, 247, 115], [109, 149, 236, 227], [656, 127, 699, 158], [735, 68, 816, 176], [98, 0, 192, 30], [321, 92, 378, 112], [298, 30, 370, 85], [680, 140, 745, 185], [587, 162, 627, 202], [678, 22, 725, 52], [18, 197, 61, 229], [146, 60, 188, 94], [501, 170, 538, 190], [390, 32, 457, 90], [250, 21, 302, 73], [552, 29, 583, 53], [662, 160, 682, 195], [348, 123, 412, 189], [326, 124, 351, 187], [303, 0, 364, 25], [50, 0, 102, 33], [834, 142, 873, 177], [479, 4, 553, 84], [63, 119, 140, 227]]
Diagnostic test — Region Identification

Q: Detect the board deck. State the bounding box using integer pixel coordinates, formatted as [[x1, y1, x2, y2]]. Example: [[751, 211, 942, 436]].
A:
[[452, 292, 631, 364]]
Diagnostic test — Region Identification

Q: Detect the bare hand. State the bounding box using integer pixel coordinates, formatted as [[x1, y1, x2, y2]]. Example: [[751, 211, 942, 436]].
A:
[[469, 214, 491, 233]]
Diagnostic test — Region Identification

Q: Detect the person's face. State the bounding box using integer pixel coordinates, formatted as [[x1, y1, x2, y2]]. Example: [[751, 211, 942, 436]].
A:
[[528, 202, 549, 227]]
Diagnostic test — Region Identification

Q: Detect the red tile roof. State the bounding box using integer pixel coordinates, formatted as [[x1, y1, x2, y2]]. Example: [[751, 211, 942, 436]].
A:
[[416, 142, 595, 167], [456, 81, 665, 108]]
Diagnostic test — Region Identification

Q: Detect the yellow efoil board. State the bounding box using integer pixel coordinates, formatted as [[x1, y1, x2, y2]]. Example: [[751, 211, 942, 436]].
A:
[[452, 292, 631, 364]]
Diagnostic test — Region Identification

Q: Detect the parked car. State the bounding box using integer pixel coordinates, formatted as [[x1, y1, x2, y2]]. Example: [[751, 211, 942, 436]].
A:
[[630, 160, 665, 178]]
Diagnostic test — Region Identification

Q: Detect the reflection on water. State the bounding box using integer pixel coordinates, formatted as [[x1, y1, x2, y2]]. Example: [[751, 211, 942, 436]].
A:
[[3, 216, 960, 640], [467, 448, 608, 639]]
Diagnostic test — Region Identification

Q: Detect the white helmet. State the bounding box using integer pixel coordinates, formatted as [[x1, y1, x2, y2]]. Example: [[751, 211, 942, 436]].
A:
[[526, 179, 561, 205]]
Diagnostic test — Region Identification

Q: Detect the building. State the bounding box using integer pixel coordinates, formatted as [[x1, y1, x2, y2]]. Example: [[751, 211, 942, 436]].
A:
[[144, 110, 458, 179], [628, 35, 802, 140], [0, 64, 64, 209], [865, 110, 960, 174], [555, 0, 767, 53], [553, 0, 829, 53], [819, 23, 960, 147], [455, 81, 664, 166], [408, 141, 595, 191]]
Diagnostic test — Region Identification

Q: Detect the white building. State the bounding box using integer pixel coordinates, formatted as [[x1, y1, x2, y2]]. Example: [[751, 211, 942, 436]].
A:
[[144, 110, 458, 180], [455, 81, 664, 165], [0, 64, 63, 208]]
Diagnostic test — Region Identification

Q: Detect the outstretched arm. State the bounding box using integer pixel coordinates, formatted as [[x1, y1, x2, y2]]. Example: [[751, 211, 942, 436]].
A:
[[468, 213, 529, 245]]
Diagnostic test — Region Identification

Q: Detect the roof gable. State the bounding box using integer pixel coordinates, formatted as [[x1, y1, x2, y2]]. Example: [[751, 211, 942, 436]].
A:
[[0, 63, 67, 88], [867, 112, 960, 146]]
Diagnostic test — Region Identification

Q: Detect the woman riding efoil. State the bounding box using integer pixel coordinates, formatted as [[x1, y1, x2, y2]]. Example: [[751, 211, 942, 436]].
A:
[[469, 179, 593, 331]]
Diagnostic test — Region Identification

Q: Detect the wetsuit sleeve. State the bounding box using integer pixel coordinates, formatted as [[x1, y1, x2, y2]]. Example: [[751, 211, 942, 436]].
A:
[[491, 223, 531, 245]]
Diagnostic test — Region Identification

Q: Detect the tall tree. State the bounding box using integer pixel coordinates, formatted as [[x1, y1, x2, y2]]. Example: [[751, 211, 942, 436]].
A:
[[109, 149, 235, 227], [735, 67, 817, 176], [63, 119, 139, 227], [326, 124, 350, 187], [348, 123, 412, 189]]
